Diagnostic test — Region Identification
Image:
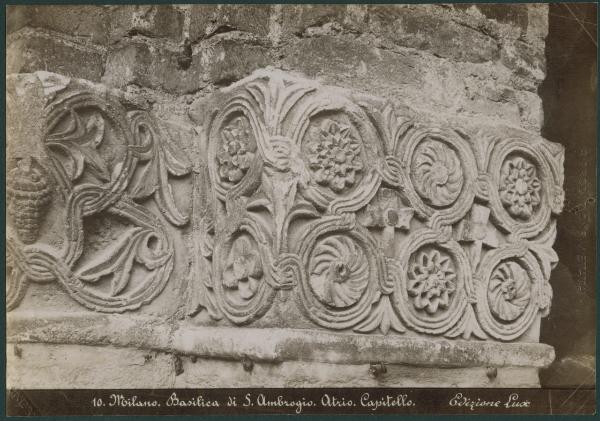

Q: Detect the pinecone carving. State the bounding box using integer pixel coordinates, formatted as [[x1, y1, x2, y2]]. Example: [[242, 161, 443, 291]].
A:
[[7, 158, 53, 244]]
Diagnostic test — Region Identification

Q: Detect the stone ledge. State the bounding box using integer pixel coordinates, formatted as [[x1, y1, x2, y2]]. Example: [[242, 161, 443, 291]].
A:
[[8, 312, 555, 368]]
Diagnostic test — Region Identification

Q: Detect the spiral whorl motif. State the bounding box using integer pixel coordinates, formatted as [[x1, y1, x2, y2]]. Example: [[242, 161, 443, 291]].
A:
[[488, 260, 531, 322], [411, 139, 463, 207], [308, 235, 369, 308], [7, 158, 53, 244]]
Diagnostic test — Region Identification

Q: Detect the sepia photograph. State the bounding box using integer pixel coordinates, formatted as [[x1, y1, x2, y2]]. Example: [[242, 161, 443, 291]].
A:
[[5, 2, 597, 415]]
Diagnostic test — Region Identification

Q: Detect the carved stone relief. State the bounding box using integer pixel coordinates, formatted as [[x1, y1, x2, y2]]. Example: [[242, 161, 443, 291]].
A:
[[7, 70, 565, 345], [6, 77, 192, 313]]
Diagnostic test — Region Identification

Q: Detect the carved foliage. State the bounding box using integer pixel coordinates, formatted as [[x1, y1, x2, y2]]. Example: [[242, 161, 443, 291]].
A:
[[10, 71, 564, 343], [196, 72, 564, 342], [7, 87, 191, 312]]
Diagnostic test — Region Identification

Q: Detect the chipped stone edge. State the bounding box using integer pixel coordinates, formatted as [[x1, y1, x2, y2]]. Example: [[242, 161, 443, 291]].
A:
[[7, 312, 555, 368]]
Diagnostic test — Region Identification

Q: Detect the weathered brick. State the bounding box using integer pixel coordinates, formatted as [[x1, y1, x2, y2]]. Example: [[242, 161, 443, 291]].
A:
[[278, 4, 361, 37], [189, 5, 271, 41], [23, 5, 110, 45], [7, 32, 105, 81], [367, 5, 500, 64], [282, 36, 420, 91], [103, 41, 203, 93], [108, 5, 185, 42], [500, 39, 546, 87], [102, 39, 270, 93], [469, 4, 529, 31], [207, 39, 270, 86]]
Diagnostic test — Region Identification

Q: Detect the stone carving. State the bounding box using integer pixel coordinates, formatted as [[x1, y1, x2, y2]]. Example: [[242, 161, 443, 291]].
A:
[[308, 234, 369, 307], [7, 70, 565, 346], [407, 248, 457, 315], [474, 244, 544, 340], [304, 120, 364, 193], [6, 81, 192, 312], [499, 156, 542, 220], [186, 70, 565, 343], [7, 157, 53, 244], [488, 260, 531, 322], [217, 116, 257, 184], [223, 235, 264, 300], [411, 139, 463, 207]]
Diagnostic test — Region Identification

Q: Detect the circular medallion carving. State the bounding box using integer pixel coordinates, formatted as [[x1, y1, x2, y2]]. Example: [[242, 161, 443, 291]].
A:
[[217, 116, 258, 185], [296, 218, 383, 329], [213, 218, 277, 325], [499, 155, 542, 221], [307, 234, 369, 308], [488, 260, 532, 322], [393, 229, 470, 334], [290, 95, 383, 212], [397, 129, 477, 227], [474, 245, 542, 341], [304, 119, 364, 193], [408, 247, 457, 315], [487, 140, 552, 238], [222, 234, 264, 302], [207, 100, 265, 202], [411, 139, 463, 208]]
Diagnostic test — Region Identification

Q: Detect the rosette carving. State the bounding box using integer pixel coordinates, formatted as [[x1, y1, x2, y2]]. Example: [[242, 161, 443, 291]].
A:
[[499, 156, 541, 221], [393, 228, 471, 335], [488, 261, 531, 322], [308, 234, 369, 307], [397, 129, 477, 228], [217, 116, 257, 184], [191, 71, 565, 340], [486, 140, 553, 239], [411, 139, 463, 208], [222, 236, 264, 301], [305, 120, 364, 193], [212, 217, 278, 324], [407, 248, 457, 315], [474, 245, 542, 341], [296, 216, 385, 329]]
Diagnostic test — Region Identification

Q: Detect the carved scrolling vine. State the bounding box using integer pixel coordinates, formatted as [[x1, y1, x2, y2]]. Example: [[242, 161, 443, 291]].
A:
[[7, 87, 192, 312], [7, 72, 564, 343], [190, 73, 564, 342]]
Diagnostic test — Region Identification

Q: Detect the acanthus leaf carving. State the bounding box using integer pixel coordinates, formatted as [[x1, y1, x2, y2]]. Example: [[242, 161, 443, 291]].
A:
[[76, 227, 170, 297], [46, 109, 110, 182], [128, 111, 192, 227], [10, 71, 565, 347], [445, 305, 488, 340], [186, 71, 565, 342], [353, 293, 406, 334], [6, 83, 192, 313], [526, 221, 558, 316]]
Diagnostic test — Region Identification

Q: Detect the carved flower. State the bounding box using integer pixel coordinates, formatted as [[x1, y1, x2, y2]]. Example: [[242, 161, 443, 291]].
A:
[[217, 117, 256, 183], [411, 139, 463, 207], [308, 235, 369, 308], [408, 249, 457, 314], [223, 236, 263, 300], [305, 120, 363, 192], [488, 261, 531, 322], [499, 157, 541, 220]]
